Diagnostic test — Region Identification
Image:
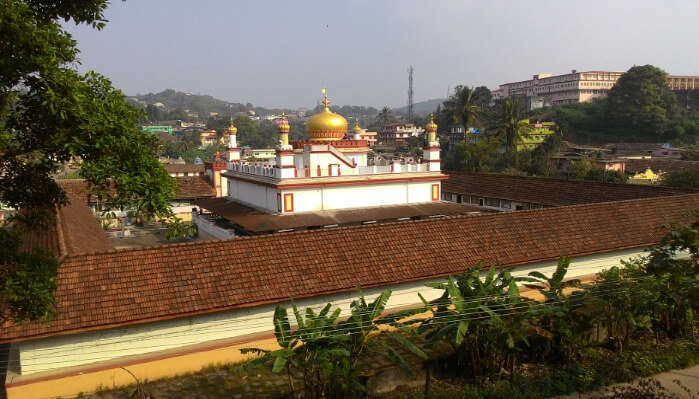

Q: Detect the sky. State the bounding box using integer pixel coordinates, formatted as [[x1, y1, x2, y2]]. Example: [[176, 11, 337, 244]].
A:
[[64, 0, 699, 109]]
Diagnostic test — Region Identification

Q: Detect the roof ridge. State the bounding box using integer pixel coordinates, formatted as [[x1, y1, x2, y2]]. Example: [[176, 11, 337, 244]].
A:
[[65, 193, 699, 260]]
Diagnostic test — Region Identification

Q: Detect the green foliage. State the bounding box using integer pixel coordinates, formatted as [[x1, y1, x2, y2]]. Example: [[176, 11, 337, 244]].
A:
[[605, 65, 679, 139], [134, 89, 250, 121], [243, 289, 424, 399], [662, 169, 699, 190], [445, 137, 501, 172], [2, 0, 176, 221], [443, 86, 487, 130], [0, 228, 58, 323], [527, 66, 698, 145], [404, 265, 535, 379], [164, 217, 198, 241], [376, 106, 397, 127], [1, 0, 177, 322], [645, 210, 698, 337], [493, 98, 531, 168], [389, 342, 698, 399]]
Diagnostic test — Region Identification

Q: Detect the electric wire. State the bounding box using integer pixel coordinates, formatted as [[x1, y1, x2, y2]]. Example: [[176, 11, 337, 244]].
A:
[[4, 282, 644, 368]]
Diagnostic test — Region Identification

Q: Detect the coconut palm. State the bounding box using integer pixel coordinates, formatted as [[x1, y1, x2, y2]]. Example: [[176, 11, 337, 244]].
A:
[[443, 85, 485, 131], [494, 97, 532, 168]]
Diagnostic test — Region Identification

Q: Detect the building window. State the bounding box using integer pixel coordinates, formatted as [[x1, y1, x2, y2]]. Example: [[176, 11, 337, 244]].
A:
[[277, 193, 282, 212], [431, 184, 439, 201], [283, 193, 294, 212]]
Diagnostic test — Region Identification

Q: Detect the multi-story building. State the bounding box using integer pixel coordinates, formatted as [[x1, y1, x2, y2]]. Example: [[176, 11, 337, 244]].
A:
[[497, 70, 699, 110], [378, 123, 425, 145], [199, 129, 217, 147], [448, 125, 483, 149], [517, 120, 556, 151]]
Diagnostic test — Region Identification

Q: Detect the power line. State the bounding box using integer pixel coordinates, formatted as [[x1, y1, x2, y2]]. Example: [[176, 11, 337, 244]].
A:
[[13, 264, 645, 359], [16, 269, 645, 359], [8, 280, 647, 368]]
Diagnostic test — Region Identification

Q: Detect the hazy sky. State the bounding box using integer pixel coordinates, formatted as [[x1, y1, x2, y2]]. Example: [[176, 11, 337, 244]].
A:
[[64, 0, 699, 109]]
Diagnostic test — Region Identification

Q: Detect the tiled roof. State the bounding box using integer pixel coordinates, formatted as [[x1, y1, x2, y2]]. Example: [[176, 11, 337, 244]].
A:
[[19, 180, 113, 258], [3, 193, 697, 342], [625, 158, 699, 174], [164, 164, 206, 174], [174, 176, 216, 199], [200, 201, 491, 233], [443, 172, 690, 206]]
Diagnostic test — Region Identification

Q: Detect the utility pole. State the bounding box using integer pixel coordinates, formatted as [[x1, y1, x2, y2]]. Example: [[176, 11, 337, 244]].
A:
[[407, 65, 414, 123]]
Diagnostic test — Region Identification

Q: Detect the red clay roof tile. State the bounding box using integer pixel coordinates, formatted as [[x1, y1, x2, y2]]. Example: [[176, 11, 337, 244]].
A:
[[443, 172, 690, 206], [2, 193, 697, 342]]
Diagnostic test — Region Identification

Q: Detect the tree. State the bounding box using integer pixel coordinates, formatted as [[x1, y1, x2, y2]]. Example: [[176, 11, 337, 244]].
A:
[[443, 85, 485, 130], [471, 86, 492, 108], [1, 0, 176, 322], [145, 104, 163, 123], [446, 137, 500, 172], [376, 106, 396, 127], [661, 169, 699, 190], [494, 97, 531, 168], [605, 65, 679, 139], [567, 158, 594, 180]]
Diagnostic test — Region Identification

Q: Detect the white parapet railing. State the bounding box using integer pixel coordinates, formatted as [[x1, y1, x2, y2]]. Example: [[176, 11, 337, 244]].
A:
[[227, 161, 280, 178], [226, 159, 430, 179]]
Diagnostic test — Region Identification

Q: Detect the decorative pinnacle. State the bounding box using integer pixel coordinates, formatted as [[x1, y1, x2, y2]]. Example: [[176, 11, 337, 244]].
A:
[[426, 112, 438, 132], [227, 116, 237, 133], [322, 88, 330, 108], [277, 112, 290, 133], [353, 118, 361, 131]]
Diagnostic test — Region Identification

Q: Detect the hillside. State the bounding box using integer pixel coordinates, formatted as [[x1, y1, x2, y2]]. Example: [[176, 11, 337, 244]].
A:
[[128, 89, 249, 117], [395, 98, 445, 117]]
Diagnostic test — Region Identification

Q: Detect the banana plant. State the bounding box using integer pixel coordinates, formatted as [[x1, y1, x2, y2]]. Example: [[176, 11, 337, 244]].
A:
[[523, 257, 581, 302], [401, 264, 535, 379], [340, 287, 427, 376]]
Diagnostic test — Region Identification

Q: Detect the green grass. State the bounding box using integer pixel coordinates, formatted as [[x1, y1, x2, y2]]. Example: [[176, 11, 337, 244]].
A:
[[384, 340, 698, 399]]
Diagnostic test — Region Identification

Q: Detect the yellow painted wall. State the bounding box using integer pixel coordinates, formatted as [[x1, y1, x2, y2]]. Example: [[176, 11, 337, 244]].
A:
[[7, 248, 645, 398], [7, 337, 278, 399]]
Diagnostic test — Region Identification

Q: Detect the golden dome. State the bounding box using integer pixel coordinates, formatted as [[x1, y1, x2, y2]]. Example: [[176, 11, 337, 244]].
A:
[[306, 90, 347, 141], [353, 119, 362, 133], [425, 113, 438, 132], [277, 112, 290, 133]]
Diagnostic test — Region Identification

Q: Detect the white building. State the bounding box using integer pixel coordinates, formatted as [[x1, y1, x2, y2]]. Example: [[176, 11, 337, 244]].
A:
[[220, 92, 444, 214]]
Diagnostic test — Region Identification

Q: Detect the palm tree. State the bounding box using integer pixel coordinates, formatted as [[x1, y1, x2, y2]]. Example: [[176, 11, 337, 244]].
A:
[[376, 106, 395, 127], [443, 85, 484, 130], [494, 97, 531, 169]]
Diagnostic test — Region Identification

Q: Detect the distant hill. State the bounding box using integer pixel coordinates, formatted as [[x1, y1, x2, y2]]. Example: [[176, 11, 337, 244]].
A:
[[128, 89, 250, 118], [395, 98, 445, 117]]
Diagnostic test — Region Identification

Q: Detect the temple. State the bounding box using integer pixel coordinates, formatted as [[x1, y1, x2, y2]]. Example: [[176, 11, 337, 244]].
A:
[[219, 90, 446, 214]]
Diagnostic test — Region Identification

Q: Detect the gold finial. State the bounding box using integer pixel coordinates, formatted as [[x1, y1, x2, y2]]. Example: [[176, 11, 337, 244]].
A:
[[353, 118, 362, 132], [322, 88, 330, 108], [426, 112, 438, 132], [277, 112, 290, 135], [227, 116, 238, 133]]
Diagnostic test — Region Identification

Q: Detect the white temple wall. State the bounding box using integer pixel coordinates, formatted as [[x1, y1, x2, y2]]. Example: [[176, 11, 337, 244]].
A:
[[16, 248, 646, 376], [226, 178, 278, 213], [282, 181, 440, 213]]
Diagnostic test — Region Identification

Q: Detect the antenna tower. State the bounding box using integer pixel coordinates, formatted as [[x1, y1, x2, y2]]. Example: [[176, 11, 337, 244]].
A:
[[407, 65, 414, 123]]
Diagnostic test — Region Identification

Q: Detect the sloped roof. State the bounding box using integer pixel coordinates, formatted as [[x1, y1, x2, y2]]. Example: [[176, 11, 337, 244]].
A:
[[3, 193, 697, 342], [443, 172, 690, 207], [19, 180, 113, 258], [625, 158, 699, 174], [164, 164, 206, 174], [174, 176, 216, 199], [195, 200, 489, 232]]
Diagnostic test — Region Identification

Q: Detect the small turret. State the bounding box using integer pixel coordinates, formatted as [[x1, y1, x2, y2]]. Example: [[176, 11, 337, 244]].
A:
[[423, 113, 440, 171], [226, 117, 241, 162]]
